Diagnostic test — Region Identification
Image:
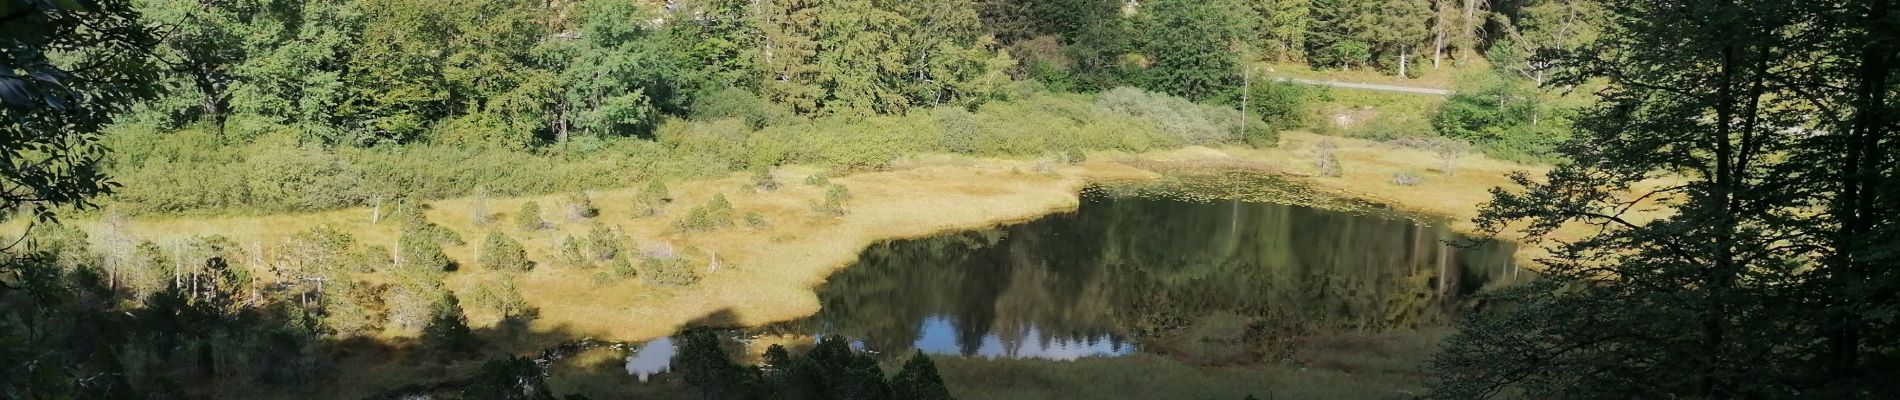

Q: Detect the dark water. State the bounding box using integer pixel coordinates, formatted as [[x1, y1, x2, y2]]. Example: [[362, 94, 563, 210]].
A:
[[626, 187, 1523, 375]]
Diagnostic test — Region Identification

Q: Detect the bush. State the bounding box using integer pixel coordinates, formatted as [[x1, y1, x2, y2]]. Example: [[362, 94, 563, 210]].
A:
[[750, 167, 779, 192], [1314, 139, 1343, 177], [688, 86, 796, 129], [804, 172, 830, 186], [1431, 71, 1570, 162], [634, 179, 671, 217], [1391, 170, 1424, 186], [743, 212, 770, 230], [558, 236, 589, 268], [1064, 148, 1086, 165], [515, 201, 546, 231], [673, 194, 735, 233], [1095, 87, 1269, 147], [470, 279, 531, 319], [564, 191, 598, 220], [478, 232, 532, 273], [813, 184, 850, 217], [398, 223, 454, 275], [640, 243, 699, 286], [585, 224, 626, 262]]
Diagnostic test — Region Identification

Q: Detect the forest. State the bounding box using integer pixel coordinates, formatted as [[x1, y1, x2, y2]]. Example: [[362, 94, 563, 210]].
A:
[[5, 0, 1898, 399]]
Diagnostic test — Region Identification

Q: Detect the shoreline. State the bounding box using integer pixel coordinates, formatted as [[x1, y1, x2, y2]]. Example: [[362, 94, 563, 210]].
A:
[[54, 132, 1543, 344]]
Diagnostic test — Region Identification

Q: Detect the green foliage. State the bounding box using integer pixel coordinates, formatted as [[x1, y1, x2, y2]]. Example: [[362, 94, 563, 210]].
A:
[[814, 184, 852, 217], [397, 210, 458, 275], [673, 331, 959, 400], [563, 191, 598, 220], [478, 232, 532, 273], [421, 291, 479, 355], [515, 201, 546, 231], [1142, 0, 1250, 101], [2, 0, 165, 224], [557, 236, 589, 268], [471, 279, 532, 321], [690, 87, 795, 129], [674, 194, 736, 233], [584, 224, 626, 263], [751, 167, 780, 192], [804, 172, 831, 186], [1096, 87, 1268, 147], [892, 353, 954, 400], [640, 254, 700, 286], [463, 355, 556, 400], [1431, 71, 1568, 162], [744, 212, 771, 230], [1429, 0, 1900, 397], [634, 179, 671, 217]]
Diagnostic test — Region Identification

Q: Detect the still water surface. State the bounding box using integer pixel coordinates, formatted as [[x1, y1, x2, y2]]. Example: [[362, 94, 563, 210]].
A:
[[629, 187, 1522, 376]]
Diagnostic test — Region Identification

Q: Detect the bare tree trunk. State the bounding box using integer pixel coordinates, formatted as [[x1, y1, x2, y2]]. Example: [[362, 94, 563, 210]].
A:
[[1399, 46, 1410, 78]]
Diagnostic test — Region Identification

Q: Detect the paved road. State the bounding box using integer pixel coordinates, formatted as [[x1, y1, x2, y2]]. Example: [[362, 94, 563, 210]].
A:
[[1273, 77, 1453, 96]]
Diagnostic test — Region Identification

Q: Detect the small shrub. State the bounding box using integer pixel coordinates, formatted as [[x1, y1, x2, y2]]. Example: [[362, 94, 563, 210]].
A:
[[634, 180, 670, 217], [1314, 139, 1343, 177], [398, 226, 454, 275], [515, 201, 546, 231], [813, 184, 850, 217], [564, 191, 598, 220], [804, 172, 830, 186], [470, 279, 531, 319], [640, 246, 700, 286], [557, 236, 589, 268], [610, 255, 639, 280], [751, 167, 779, 192], [478, 232, 532, 273], [1064, 148, 1086, 165], [744, 212, 770, 230], [585, 224, 626, 262], [673, 194, 736, 233], [1392, 170, 1424, 186]]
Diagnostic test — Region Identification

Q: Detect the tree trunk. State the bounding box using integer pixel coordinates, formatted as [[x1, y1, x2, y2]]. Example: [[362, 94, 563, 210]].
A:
[[1399, 46, 1410, 78]]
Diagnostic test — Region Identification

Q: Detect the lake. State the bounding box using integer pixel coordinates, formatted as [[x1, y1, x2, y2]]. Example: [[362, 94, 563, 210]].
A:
[[624, 183, 1524, 387]]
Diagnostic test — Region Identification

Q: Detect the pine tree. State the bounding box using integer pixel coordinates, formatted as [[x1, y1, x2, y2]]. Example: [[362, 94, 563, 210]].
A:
[[891, 353, 954, 400], [422, 292, 478, 354]]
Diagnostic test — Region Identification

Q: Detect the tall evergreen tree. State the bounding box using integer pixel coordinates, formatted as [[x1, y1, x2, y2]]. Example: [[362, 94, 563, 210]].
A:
[[1144, 0, 1250, 101]]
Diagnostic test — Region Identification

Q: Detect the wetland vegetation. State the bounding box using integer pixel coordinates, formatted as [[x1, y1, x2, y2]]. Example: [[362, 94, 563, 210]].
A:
[[4, 0, 1897, 399]]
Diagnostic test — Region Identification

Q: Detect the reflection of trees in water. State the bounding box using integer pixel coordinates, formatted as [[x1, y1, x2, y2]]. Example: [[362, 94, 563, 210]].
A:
[[799, 196, 1519, 361]]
